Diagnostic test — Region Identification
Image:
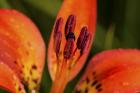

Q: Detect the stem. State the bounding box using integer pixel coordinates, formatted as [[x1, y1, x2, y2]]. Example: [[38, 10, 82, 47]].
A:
[[50, 59, 68, 93]]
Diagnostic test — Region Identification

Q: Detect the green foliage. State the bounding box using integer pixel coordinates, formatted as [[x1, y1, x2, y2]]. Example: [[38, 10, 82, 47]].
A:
[[0, 0, 140, 93]]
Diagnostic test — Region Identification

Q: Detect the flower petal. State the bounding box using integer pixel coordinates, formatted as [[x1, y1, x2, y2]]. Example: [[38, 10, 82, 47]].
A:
[[0, 9, 46, 91], [74, 49, 140, 93]]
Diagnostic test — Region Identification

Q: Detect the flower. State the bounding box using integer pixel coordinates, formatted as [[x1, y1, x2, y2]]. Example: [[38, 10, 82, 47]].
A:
[[47, 0, 96, 93]]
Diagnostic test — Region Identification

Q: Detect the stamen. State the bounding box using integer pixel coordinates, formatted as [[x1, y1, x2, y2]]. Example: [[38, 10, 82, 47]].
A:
[[53, 17, 63, 59], [70, 27, 90, 68], [76, 26, 90, 55], [54, 17, 63, 38], [77, 26, 88, 49], [55, 32, 62, 58], [63, 39, 74, 59], [64, 15, 76, 59], [80, 34, 90, 55], [65, 15, 76, 38]]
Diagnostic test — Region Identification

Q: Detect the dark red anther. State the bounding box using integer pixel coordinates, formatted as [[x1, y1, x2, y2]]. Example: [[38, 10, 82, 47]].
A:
[[63, 39, 74, 59], [76, 26, 90, 55], [77, 26, 88, 49], [54, 17, 63, 38], [54, 32, 62, 58], [80, 33, 90, 55], [53, 17, 63, 58], [65, 15, 76, 38]]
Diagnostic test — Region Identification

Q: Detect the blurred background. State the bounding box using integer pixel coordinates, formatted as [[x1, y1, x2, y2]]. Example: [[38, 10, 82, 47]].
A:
[[0, 0, 140, 93]]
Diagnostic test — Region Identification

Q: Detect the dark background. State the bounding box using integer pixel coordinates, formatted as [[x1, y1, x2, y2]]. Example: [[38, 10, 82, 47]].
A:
[[0, 0, 140, 93]]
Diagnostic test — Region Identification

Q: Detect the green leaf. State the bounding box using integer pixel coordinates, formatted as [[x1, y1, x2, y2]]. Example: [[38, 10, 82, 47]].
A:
[[22, 0, 62, 17], [0, 0, 11, 8]]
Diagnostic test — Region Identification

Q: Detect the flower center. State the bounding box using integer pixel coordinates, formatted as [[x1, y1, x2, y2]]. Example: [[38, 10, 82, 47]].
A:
[[53, 14, 91, 69]]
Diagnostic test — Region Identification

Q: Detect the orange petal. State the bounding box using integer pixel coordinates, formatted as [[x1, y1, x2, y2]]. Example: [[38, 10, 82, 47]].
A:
[[0, 62, 25, 93], [0, 9, 46, 91], [74, 49, 140, 93]]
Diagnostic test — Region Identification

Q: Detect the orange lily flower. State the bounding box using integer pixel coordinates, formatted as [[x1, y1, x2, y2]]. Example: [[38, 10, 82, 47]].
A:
[[48, 0, 96, 93], [0, 9, 45, 92], [74, 49, 140, 93]]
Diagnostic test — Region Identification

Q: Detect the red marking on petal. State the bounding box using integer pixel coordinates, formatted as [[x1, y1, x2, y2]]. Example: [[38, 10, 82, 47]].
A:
[[0, 63, 25, 93]]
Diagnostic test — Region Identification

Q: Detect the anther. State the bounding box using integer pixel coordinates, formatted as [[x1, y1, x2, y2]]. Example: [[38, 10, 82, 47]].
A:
[[54, 17, 63, 38], [77, 26, 88, 49], [65, 15, 76, 38], [76, 26, 90, 55], [80, 33, 90, 55], [55, 32, 62, 58], [64, 15, 76, 59], [53, 17, 63, 58], [63, 39, 74, 59]]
